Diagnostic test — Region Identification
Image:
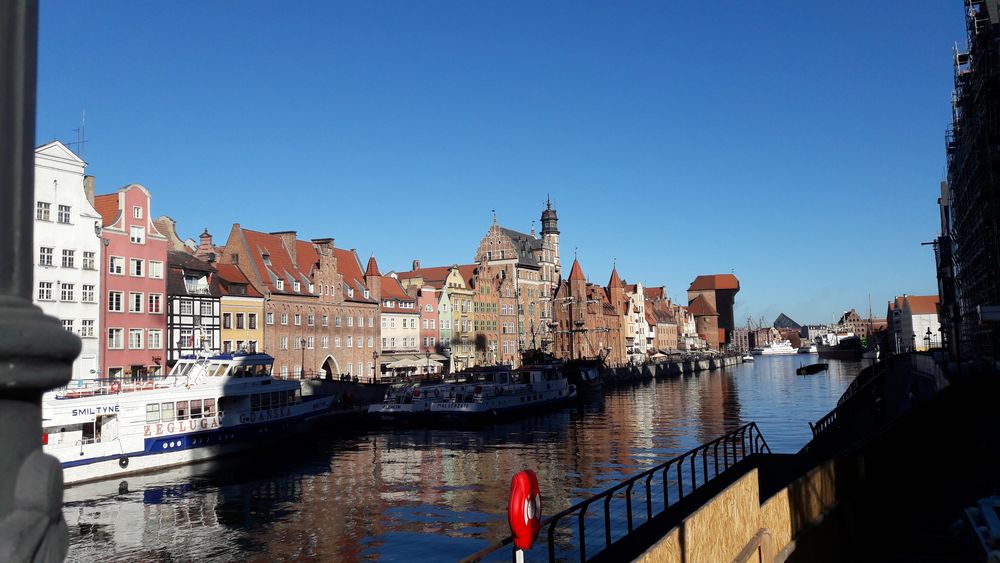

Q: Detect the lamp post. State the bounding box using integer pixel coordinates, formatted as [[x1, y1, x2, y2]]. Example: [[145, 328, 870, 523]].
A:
[[911, 333, 917, 353], [372, 350, 378, 383], [300, 338, 306, 379], [425, 350, 431, 382], [924, 327, 932, 351]]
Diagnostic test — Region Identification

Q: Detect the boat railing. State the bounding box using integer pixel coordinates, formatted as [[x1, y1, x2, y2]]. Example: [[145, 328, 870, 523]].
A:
[[460, 422, 771, 563], [51, 376, 173, 398]]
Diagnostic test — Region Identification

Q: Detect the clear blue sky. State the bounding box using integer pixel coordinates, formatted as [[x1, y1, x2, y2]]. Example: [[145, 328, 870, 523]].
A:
[[37, 2, 963, 325]]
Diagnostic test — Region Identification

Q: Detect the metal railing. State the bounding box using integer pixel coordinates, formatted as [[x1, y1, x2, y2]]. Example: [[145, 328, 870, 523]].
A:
[[462, 422, 771, 562]]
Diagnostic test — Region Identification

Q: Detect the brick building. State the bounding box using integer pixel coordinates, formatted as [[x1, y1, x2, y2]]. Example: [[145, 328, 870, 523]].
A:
[[687, 274, 740, 349], [551, 259, 626, 366], [219, 225, 379, 379]]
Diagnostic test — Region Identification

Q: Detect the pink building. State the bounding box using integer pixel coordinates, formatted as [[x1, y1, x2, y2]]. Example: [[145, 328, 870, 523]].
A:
[[94, 184, 169, 380], [415, 285, 440, 353]]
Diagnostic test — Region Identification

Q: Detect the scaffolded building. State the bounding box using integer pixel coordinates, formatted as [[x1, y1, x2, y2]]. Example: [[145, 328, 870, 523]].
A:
[[943, 0, 1000, 358]]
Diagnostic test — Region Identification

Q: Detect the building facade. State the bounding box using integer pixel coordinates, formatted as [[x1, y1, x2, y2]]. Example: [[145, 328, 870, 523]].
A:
[[94, 184, 169, 380], [165, 250, 221, 364], [687, 274, 740, 348], [551, 259, 626, 366], [215, 262, 264, 354], [33, 141, 104, 381]]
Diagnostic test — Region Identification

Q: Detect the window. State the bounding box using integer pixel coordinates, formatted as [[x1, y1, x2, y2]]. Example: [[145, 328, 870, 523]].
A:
[[179, 301, 193, 315], [83, 251, 96, 270], [108, 328, 123, 349], [236, 313, 244, 329], [130, 226, 145, 244], [293, 338, 301, 350], [57, 204, 70, 224], [130, 258, 144, 276], [321, 336, 329, 348], [390, 337, 396, 348], [36, 201, 50, 221], [347, 288, 354, 298], [367, 337, 373, 348], [369, 316, 374, 327], [429, 337, 436, 347], [109, 256, 124, 275], [276, 279, 284, 291], [62, 249, 75, 268], [149, 261, 163, 279], [347, 336, 353, 348], [335, 337, 341, 348], [39, 247, 53, 266], [308, 283, 314, 294], [108, 291, 123, 311], [179, 329, 194, 348], [266, 312, 274, 325], [128, 328, 143, 349], [280, 313, 288, 325], [223, 313, 232, 329], [77, 319, 95, 337], [132, 205, 143, 219], [426, 305, 433, 312], [335, 316, 342, 327], [382, 337, 387, 348], [146, 403, 160, 423], [148, 329, 162, 349], [294, 314, 301, 326], [60, 283, 74, 302], [280, 336, 288, 350], [430, 319, 436, 329], [161, 402, 175, 422], [62, 319, 73, 332], [307, 314, 314, 326], [307, 336, 314, 349], [321, 315, 328, 327], [201, 302, 213, 316], [176, 401, 188, 420], [347, 316, 353, 327], [190, 399, 203, 419], [381, 317, 387, 329], [129, 292, 143, 313], [148, 294, 162, 314], [204, 398, 216, 418], [249, 313, 257, 329]]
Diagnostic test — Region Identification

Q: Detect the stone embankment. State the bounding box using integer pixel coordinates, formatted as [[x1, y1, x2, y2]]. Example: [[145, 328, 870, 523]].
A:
[[602, 355, 743, 385]]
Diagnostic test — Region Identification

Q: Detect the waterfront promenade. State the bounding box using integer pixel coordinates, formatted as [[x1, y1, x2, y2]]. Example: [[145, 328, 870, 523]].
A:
[[62, 356, 863, 561]]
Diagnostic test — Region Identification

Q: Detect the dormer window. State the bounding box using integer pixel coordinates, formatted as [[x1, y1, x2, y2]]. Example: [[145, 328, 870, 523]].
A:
[[347, 287, 354, 298], [276, 279, 284, 290], [293, 281, 301, 292], [262, 252, 271, 266], [364, 290, 370, 299], [309, 283, 315, 294]]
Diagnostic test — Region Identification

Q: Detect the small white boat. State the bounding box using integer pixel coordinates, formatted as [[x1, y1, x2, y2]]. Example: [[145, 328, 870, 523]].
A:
[[758, 340, 800, 355], [43, 352, 334, 486], [742, 354, 754, 362]]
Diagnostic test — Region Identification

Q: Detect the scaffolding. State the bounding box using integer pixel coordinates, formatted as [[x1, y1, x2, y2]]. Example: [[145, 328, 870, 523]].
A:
[[944, 0, 1000, 358]]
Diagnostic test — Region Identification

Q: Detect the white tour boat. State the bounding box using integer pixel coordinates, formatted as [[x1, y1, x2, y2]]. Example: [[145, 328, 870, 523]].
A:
[[756, 340, 800, 355], [429, 364, 576, 419], [42, 352, 333, 486]]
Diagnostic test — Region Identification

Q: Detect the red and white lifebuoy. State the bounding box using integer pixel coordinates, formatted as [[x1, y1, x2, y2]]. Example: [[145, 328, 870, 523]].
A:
[[110, 381, 122, 394], [508, 469, 542, 550]]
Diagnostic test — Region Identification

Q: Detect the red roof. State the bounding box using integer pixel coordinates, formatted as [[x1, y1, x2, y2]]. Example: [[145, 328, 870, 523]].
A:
[[688, 274, 740, 291], [241, 229, 311, 296], [94, 193, 119, 227], [905, 295, 940, 315], [396, 266, 454, 288], [215, 263, 263, 298], [608, 268, 623, 289], [380, 276, 417, 313], [457, 264, 478, 287], [644, 287, 665, 300], [624, 283, 638, 293], [333, 247, 370, 301], [365, 256, 381, 277], [568, 259, 585, 282], [687, 295, 718, 316]]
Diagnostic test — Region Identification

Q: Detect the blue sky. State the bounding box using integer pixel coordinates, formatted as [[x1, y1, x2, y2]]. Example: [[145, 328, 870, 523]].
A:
[[37, 2, 963, 325]]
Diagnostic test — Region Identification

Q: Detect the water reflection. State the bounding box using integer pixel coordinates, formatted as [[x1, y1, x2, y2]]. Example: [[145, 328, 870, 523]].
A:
[[65, 356, 860, 561]]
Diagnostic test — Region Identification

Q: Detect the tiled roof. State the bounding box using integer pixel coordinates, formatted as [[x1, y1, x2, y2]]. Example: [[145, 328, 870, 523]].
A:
[[568, 259, 585, 282], [498, 227, 541, 268], [166, 250, 221, 297], [396, 266, 453, 287], [94, 193, 119, 227], [687, 295, 718, 316], [215, 263, 263, 298], [457, 264, 478, 288], [608, 268, 623, 289], [380, 276, 417, 313], [365, 256, 381, 277], [241, 229, 313, 296], [905, 295, 940, 315], [624, 283, 638, 293], [688, 274, 740, 291], [644, 287, 665, 300], [332, 247, 372, 302]]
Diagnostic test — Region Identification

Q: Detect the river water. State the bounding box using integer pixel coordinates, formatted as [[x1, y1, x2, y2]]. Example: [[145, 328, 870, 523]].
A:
[[63, 355, 865, 562]]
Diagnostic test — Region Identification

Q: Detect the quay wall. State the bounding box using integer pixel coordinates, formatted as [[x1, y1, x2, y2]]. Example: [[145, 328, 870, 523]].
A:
[[301, 379, 388, 406]]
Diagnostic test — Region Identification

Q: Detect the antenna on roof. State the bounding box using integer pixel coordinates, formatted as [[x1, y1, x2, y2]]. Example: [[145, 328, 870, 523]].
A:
[[67, 109, 87, 157], [574, 246, 578, 259], [491, 209, 496, 224]]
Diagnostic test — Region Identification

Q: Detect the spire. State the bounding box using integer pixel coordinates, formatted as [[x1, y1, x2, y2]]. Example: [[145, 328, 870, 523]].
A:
[[608, 267, 623, 289], [568, 258, 585, 282], [541, 196, 559, 235], [364, 255, 381, 277]]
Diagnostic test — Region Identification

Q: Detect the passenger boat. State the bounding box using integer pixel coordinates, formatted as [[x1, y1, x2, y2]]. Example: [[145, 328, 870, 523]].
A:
[[756, 340, 799, 355], [742, 354, 754, 362], [42, 352, 334, 486], [429, 364, 576, 419], [366, 379, 457, 422]]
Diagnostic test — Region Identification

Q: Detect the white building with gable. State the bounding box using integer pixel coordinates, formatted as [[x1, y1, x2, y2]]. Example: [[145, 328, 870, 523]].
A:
[[33, 141, 103, 381]]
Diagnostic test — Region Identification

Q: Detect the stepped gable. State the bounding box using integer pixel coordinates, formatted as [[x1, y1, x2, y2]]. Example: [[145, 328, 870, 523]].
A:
[[687, 295, 718, 316], [773, 313, 802, 330], [498, 227, 541, 268]]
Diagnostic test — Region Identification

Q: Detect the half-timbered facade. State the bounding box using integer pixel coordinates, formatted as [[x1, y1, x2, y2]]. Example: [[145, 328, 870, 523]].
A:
[[165, 250, 221, 364]]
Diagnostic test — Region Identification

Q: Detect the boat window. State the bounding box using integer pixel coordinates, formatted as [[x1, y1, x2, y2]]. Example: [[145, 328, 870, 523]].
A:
[[261, 392, 271, 410], [81, 422, 95, 443], [251, 394, 260, 412], [279, 391, 287, 408], [190, 399, 203, 419], [176, 401, 189, 420], [176, 363, 193, 377], [204, 398, 216, 418], [146, 403, 160, 423], [213, 364, 229, 377], [294, 388, 301, 403], [161, 402, 175, 422], [257, 364, 271, 376], [271, 392, 281, 407]]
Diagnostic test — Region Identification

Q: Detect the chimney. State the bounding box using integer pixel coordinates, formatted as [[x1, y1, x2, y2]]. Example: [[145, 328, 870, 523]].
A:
[[84, 175, 95, 205], [271, 231, 297, 264], [311, 238, 335, 256], [195, 228, 214, 260], [412, 259, 420, 271]]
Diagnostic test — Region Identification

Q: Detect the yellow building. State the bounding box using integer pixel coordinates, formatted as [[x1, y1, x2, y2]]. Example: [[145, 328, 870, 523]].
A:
[[216, 263, 265, 354]]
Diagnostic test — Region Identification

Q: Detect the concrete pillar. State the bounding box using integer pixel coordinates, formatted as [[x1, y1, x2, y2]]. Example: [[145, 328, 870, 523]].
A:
[[0, 3, 76, 559]]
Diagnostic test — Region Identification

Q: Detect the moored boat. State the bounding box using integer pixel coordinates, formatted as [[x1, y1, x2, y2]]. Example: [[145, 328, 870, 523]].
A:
[[429, 364, 576, 420], [757, 340, 799, 355], [796, 362, 829, 375], [43, 352, 334, 486]]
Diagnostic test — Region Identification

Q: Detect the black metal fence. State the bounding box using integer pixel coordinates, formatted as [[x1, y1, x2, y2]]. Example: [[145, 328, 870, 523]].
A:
[[461, 422, 771, 562]]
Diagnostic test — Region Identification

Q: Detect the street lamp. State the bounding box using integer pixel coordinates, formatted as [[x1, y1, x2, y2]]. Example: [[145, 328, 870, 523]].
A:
[[300, 338, 306, 378], [924, 327, 932, 351], [372, 350, 378, 383], [911, 333, 917, 353], [425, 350, 431, 382]]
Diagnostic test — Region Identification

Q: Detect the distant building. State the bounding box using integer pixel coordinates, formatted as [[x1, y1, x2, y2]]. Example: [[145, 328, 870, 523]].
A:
[[731, 327, 750, 353], [551, 259, 626, 366], [687, 274, 740, 349], [772, 313, 802, 331]]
